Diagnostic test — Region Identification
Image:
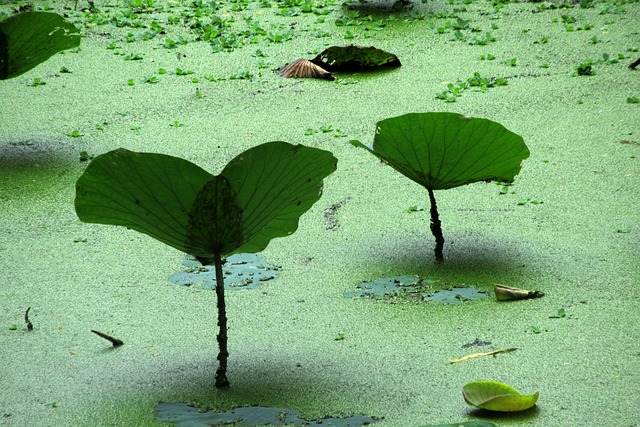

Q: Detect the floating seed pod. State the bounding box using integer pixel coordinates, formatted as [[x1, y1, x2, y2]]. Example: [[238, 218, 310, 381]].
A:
[[494, 284, 545, 301], [279, 59, 335, 80]]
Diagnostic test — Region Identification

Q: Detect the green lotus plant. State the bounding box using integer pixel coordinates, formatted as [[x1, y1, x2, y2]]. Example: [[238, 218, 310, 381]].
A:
[[463, 381, 539, 412], [351, 112, 529, 262], [75, 142, 337, 387], [0, 12, 81, 79]]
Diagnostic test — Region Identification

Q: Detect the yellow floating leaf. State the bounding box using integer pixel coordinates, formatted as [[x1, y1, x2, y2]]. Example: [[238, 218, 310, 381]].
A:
[[448, 348, 517, 364]]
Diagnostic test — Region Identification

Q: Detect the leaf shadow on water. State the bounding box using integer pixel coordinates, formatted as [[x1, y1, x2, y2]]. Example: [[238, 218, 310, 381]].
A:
[[352, 233, 532, 285], [0, 139, 81, 197], [465, 406, 541, 424], [0, 138, 78, 170], [145, 353, 383, 426]]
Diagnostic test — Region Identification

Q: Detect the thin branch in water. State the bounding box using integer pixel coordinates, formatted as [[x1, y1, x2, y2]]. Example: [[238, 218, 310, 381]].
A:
[[91, 330, 124, 347]]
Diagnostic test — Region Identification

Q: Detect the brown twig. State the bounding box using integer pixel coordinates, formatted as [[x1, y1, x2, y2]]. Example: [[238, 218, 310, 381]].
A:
[[91, 330, 124, 347]]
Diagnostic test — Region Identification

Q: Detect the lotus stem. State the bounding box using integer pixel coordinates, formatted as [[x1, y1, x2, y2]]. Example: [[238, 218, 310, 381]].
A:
[[213, 252, 230, 388], [427, 188, 444, 262]]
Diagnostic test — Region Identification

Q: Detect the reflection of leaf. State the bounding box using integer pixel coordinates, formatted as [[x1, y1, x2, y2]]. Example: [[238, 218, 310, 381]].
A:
[[0, 12, 81, 79], [350, 112, 529, 261], [463, 381, 539, 412], [311, 45, 401, 71]]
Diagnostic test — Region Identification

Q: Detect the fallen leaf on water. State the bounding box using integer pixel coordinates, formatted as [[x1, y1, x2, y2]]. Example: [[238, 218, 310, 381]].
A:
[[448, 348, 517, 364], [495, 284, 544, 301]]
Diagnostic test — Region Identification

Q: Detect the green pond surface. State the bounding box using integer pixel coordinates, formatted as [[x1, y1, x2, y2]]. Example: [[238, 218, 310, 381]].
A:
[[0, 0, 638, 426]]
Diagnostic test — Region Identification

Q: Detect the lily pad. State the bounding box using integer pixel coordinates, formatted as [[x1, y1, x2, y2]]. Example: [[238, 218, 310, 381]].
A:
[[345, 276, 489, 304], [168, 253, 278, 290], [0, 12, 81, 79], [463, 381, 539, 412], [155, 403, 379, 427], [425, 287, 489, 303], [419, 422, 497, 427], [311, 45, 401, 72]]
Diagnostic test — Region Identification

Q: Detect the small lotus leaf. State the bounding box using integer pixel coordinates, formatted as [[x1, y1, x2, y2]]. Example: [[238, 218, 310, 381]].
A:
[[311, 45, 401, 71], [463, 381, 539, 412], [0, 12, 81, 79]]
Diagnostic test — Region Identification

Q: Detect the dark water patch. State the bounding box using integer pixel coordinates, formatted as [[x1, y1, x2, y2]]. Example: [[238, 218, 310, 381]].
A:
[[155, 403, 380, 426], [169, 253, 279, 290]]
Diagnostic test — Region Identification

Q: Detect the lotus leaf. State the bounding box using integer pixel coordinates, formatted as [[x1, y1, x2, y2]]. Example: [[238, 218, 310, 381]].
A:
[[311, 45, 401, 71], [75, 142, 337, 388], [0, 12, 81, 79], [75, 142, 337, 260], [351, 112, 529, 261], [463, 381, 539, 412]]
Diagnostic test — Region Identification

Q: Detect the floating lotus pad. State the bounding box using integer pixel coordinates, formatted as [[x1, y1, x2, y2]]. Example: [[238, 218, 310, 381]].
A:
[[168, 253, 279, 290], [419, 422, 497, 427], [463, 381, 539, 412], [311, 45, 401, 72], [345, 276, 489, 304], [155, 403, 380, 426]]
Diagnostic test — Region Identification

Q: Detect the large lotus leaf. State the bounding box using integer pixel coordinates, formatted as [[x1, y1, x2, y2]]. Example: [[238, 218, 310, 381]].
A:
[[0, 12, 81, 79], [351, 112, 529, 190], [311, 45, 401, 72], [186, 175, 244, 256], [75, 143, 337, 259], [75, 148, 216, 255], [463, 381, 539, 412], [222, 141, 338, 254]]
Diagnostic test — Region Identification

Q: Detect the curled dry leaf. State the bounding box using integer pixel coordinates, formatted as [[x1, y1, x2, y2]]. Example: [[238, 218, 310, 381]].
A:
[[495, 284, 545, 301], [279, 58, 335, 80]]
